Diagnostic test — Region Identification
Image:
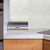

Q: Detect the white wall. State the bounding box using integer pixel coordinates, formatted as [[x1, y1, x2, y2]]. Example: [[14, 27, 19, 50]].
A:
[[29, 0, 50, 29], [10, 0, 28, 22], [4, 0, 50, 30]]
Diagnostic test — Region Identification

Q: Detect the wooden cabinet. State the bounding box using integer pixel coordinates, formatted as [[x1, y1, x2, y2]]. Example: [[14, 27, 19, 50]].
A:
[[4, 39, 43, 50], [44, 40, 50, 50]]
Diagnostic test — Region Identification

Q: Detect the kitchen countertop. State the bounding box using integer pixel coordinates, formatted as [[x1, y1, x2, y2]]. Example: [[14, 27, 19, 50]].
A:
[[44, 35, 50, 40], [4, 29, 50, 40]]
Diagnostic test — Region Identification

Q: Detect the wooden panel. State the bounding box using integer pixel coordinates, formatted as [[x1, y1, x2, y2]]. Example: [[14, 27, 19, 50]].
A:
[[4, 39, 43, 50], [44, 40, 50, 50], [7, 30, 28, 32]]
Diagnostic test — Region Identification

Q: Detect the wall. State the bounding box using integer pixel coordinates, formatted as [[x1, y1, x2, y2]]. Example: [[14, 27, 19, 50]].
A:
[[4, 0, 50, 30], [10, 0, 50, 29], [29, 0, 50, 29], [10, 0, 28, 22]]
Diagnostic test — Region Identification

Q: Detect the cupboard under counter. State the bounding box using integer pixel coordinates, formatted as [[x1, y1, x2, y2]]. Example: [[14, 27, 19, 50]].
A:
[[4, 39, 43, 50]]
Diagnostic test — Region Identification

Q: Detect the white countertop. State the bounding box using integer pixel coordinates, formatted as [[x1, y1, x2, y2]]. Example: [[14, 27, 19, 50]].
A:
[[4, 29, 50, 40], [44, 35, 50, 40], [4, 32, 44, 39]]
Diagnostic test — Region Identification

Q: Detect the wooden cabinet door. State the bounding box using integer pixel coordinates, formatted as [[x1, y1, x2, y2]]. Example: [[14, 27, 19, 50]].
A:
[[44, 40, 50, 50], [32, 40, 43, 50], [4, 39, 43, 50]]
